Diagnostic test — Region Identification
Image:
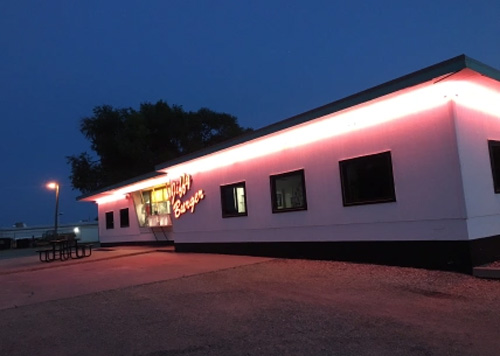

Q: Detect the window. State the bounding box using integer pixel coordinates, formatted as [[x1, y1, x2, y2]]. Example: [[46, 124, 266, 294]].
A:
[[220, 182, 247, 217], [488, 140, 500, 193], [130, 185, 171, 227], [270, 169, 307, 213], [339, 151, 396, 206], [120, 208, 130, 228], [105, 211, 114, 229]]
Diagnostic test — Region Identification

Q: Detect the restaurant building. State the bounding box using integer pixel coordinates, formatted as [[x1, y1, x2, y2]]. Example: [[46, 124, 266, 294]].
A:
[[79, 55, 500, 273]]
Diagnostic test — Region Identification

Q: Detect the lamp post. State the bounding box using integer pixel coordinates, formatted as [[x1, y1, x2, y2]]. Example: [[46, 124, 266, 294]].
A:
[[46, 182, 60, 239]]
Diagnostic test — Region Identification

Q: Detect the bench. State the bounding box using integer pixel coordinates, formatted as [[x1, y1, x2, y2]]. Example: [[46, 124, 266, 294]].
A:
[[70, 243, 93, 259], [36, 242, 93, 262], [36, 249, 53, 262]]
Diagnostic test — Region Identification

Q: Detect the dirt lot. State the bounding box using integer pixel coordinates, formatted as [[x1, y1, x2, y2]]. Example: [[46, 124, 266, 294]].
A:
[[1, 254, 499, 355]]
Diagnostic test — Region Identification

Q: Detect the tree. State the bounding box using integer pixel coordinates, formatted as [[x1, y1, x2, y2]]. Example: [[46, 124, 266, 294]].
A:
[[68, 101, 252, 194]]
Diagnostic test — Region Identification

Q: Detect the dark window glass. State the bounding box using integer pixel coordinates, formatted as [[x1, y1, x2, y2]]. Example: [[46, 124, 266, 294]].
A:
[[120, 208, 130, 228], [270, 169, 307, 213], [105, 211, 114, 229], [339, 151, 396, 206], [220, 182, 247, 218], [488, 140, 500, 193]]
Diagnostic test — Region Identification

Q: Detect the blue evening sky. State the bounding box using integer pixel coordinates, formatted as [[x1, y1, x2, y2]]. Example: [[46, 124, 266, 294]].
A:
[[1, 0, 499, 227]]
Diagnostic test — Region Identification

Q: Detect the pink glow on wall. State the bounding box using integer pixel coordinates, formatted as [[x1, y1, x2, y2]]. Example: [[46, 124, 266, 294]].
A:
[[111, 176, 170, 197], [81, 175, 172, 202], [95, 194, 127, 204], [450, 82, 500, 118], [160, 81, 454, 178], [170, 100, 470, 244], [172, 189, 205, 218], [84, 75, 500, 204]]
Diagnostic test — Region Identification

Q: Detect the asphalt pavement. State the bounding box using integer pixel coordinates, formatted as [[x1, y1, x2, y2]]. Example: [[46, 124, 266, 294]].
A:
[[0, 246, 499, 355]]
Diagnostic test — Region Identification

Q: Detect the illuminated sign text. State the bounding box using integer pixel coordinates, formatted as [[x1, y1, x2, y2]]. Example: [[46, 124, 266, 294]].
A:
[[167, 174, 205, 218]]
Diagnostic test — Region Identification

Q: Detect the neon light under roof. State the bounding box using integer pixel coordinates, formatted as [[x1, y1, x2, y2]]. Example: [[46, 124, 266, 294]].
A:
[[160, 81, 453, 178], [86, 77, 500, 203]]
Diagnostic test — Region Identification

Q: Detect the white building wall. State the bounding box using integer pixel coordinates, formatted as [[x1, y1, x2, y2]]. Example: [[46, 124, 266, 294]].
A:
[[0, 222, 99, 244], [76, 223, 100, 243], [98, 197, 156, 244], [453, 99, 500, 240], [171, 102, 469, 244]]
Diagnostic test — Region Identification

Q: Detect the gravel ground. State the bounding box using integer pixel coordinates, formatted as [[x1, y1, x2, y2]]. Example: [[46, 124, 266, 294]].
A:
[[1, 258, 499, 356]]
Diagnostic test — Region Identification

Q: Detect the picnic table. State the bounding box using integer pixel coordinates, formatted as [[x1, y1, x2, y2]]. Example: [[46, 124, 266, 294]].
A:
[[36, 237, 93, 263]]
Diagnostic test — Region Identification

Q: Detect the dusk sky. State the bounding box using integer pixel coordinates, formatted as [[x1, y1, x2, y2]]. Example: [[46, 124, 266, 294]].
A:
[[1, 0, 500, 227]]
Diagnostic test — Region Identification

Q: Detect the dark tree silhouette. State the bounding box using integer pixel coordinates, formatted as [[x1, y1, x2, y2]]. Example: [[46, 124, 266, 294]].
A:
[[68, 101, 252, 194]]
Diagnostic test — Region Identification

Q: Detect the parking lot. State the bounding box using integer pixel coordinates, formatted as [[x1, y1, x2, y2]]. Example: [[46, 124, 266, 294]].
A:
[[1, 247, 499, 355]]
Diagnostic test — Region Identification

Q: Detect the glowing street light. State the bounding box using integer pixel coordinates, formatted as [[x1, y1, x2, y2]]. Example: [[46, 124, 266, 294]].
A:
[[46, 182, 60, 239]]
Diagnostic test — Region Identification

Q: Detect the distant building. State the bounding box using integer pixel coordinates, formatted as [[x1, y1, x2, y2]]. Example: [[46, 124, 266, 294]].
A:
[[0, 221, 98, 248], [79, 55, 500, 273]]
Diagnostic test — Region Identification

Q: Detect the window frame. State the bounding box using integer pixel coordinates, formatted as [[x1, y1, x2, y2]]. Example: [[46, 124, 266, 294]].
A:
[[119, 208, 130, 228], [488, 140, 500, 193], [220, 181, 248, 218], [339, 151, 396, 206], [105, 211, 114, 229], [270, 169, 308, 213]]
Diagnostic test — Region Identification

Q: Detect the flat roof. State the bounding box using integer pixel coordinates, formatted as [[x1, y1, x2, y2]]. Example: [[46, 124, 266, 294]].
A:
[[79, 54, 500, 201], [154, 54, 500, 171], [77, 171, 166, 201]]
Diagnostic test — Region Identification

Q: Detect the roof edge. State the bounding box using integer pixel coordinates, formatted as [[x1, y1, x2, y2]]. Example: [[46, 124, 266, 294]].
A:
[[77, 171, 166, 201], [156, 54, 476, 170], [464, 55, 500, 81], [80, 54, 500, 200]]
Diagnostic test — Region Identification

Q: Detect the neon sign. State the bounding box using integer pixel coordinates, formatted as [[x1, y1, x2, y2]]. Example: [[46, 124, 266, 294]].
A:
[[167, 174, 205, 218]]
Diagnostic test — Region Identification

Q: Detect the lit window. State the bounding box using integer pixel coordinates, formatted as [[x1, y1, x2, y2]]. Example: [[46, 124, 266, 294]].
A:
[[339, 151, 396, 206], [130, 186, 171, 227], [220, 182, 247, 218], [105, 211, 114, 229], [488, 140, 500, 193], [270, 169, 307, 213], [120, 208, 130, 228]]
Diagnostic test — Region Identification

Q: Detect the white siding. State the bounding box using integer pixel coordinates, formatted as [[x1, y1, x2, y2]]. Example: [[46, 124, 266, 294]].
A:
[[171, 102, 468, 243], [453, 97, 500, 239], [98, 198, 157, 244]]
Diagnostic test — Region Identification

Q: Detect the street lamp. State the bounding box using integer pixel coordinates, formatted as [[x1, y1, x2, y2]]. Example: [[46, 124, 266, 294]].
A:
[[46, 182, 60, 239]]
